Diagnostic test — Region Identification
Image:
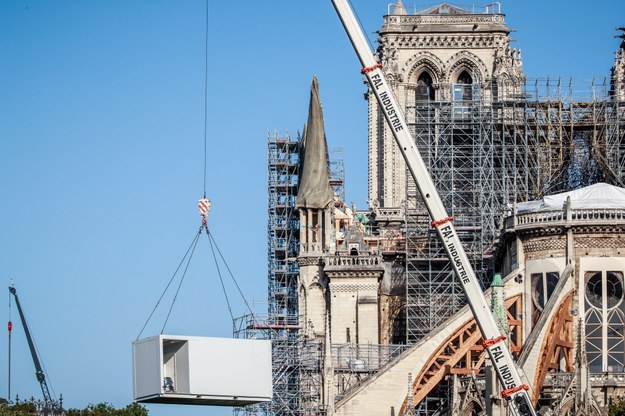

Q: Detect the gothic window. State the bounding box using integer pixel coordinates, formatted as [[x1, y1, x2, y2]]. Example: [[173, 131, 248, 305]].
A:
[[585, 271, 625, 372], [531, 272, 559, 325], [452, 70, 475, 119], [308, 283, 326, 337], [454, 70, 473, 102], [532, 272, 559, 309], [416, 72, 434, 102]]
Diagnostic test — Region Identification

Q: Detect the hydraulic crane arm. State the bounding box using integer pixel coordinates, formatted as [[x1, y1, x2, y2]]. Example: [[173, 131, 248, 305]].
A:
[[9, 286, 52, 403], [329, 2, 536, 415]]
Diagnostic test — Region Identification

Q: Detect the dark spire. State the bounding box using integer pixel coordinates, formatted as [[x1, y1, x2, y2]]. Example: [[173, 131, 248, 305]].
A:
[[296, 76, 335, 209]]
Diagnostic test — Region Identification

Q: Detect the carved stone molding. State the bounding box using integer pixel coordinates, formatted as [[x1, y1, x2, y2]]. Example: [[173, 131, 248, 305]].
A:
[[329, 282, 379, 293], [574, 236, 625, 250], [325, 270, 384, 280], [522, 237, 567, 255], [401, 51, 445, 83], [298, 256, 322, 267], [446, 50, 490, 80], [383, 34, 496, 50], [572, 225, 625, 235]]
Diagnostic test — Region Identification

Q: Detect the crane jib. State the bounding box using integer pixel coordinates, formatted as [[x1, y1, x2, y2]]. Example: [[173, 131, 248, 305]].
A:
[[9, 286, 52, 403], [491, 347, 518, 390], [368, 73, 404, 133], [442, 234, 471, 285], [330, 0, 538, 414], [367, 62, 532, 409]]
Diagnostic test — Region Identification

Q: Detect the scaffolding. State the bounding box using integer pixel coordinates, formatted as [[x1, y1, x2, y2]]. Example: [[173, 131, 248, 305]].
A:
[[402, 77, 625, 344], [241, 79, 625, 414], [233, 131, 302, 416], [267, 130, 300, 330], [404, 84, 495, 342], [329, 147, 345, 202], [234, 131, 345, 416], [234, 311, 322, 416]]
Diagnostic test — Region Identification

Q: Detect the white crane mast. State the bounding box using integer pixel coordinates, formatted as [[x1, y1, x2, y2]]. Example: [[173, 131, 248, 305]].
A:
[[329, 1, 536, 415]]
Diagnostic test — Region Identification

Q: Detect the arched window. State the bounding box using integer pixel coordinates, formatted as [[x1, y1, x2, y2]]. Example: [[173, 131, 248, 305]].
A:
[[416, 72, 434, 101], [457, 70, 473, 85], [454, 70, 473, 101], [585, 270, 625, 372], [531, 271, 559, 325], [452, 69, 474, 119]]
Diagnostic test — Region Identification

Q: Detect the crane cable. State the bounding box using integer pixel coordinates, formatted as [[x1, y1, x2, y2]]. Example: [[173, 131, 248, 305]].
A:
[[348, 0, 376, 53], [137, 199, 261, 337], [137, 0, 261, 338], [202, 0, 209, 198], [160, 229, 203, 334], [136, 230, 202, 340], [196, 0, 258, 328], [206, 229, 259, 326], [206, 229, 234, 324], [8, 286, 12, 401]]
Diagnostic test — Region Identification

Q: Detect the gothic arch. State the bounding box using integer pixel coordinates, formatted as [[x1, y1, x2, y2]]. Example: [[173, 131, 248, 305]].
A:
[[532, 293, 574, 403], [307, 281, 326, 335], [496, 72, 511, 89], [490, 72, 510, 101], [459, 398, 485, 416], [446, 51, 489, 84], [403, 51, 445, 85], [555, 397, 601, 416]]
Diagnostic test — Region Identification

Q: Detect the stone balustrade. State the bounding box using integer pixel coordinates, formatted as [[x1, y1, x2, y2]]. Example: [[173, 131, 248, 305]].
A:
[[375, 208, 404, 219], [325, 256, 381, 267], [384, 13, 504, 27], [505, 207, 625, 232]]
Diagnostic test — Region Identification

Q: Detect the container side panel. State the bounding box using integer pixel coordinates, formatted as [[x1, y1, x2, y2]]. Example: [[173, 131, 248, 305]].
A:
[[133, 337, 162, 400], [188, 338, 272, 399]]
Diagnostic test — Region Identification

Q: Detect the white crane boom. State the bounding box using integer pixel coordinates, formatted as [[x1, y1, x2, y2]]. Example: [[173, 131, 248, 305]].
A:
[[330, 1, 536, 415]]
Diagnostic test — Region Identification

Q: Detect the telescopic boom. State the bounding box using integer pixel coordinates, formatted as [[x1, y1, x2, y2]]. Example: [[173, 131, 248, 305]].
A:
[[9, 286, 52, 403], [329, 1, 536, 415]]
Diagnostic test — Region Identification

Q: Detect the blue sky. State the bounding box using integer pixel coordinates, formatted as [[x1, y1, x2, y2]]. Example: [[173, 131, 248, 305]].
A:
[[0, 1, 624, 415]]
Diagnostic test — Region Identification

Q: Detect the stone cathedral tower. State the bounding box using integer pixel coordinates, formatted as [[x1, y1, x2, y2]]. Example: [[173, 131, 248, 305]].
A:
[[262, 4, 625, 416], [296, 76, 336, 341], [368, 1, 526, 341], [296, 77, 385, 346], [368, 0, 525, 208]]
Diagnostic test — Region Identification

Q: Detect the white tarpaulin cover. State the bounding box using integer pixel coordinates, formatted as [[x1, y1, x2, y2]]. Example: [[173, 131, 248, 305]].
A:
[[516, 183, 625, 213]]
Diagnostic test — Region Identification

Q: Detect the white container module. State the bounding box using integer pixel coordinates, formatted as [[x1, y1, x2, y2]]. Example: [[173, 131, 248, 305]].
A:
[[133, 334, 272, 406]]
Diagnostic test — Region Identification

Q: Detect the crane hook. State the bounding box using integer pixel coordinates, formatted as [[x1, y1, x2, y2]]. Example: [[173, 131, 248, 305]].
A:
[[198, 198, 211, 226]]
